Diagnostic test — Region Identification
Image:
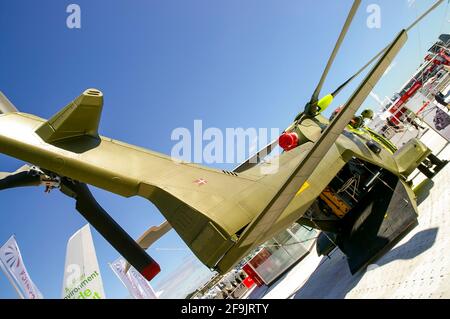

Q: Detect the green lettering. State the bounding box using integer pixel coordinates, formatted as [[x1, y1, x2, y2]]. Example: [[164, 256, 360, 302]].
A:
[[84, 289, 92, 297], [80, 279, 89, 288]]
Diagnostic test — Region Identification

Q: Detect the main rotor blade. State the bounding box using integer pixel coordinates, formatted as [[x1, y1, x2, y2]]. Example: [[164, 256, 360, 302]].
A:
[[136, 221, 173, 251], [332, 0, 445, 97], [237, 30, 407, 250], [124, 221, 173, 273], [0, 91, 18, 114], [0, 165, 40, 190], [233, 138, 279, 173], [59, 179, 161, 281], [309, 0, 361, 104]]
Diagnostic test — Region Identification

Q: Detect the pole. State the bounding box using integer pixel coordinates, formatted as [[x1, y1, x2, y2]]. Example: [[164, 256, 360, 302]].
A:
[[0, 257, 25, 299]]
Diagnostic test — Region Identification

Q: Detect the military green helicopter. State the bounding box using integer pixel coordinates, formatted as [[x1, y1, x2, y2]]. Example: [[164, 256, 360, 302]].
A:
[[0, 0, 447, 281]]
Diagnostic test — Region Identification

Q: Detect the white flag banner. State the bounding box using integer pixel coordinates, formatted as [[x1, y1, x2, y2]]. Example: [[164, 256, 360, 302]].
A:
[[421, 104, 450, 142], [0, 235, 43, 299], [61, 224, 106, 299], [110, 257, 158, 299]]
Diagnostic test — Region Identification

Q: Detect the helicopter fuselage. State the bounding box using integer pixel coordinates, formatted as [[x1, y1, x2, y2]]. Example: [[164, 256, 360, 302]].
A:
[[0, 110, 432, 273]]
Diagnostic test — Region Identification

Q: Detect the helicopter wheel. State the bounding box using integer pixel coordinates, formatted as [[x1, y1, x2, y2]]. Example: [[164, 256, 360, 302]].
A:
[[418, 164, 436, 179]]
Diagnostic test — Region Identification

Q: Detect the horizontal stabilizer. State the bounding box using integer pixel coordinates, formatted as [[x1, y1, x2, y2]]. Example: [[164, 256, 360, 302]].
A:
[[36, 89, 103, 143]]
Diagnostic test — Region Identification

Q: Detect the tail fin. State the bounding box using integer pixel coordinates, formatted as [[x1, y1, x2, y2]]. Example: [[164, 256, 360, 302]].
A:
[[36, 88, 103, 144], [0, 91, 18, 114]]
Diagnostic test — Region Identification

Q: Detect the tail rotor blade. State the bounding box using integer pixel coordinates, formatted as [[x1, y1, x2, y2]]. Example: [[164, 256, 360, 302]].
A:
[[0, 165, 40, 190], [60, 179, 161, 281]]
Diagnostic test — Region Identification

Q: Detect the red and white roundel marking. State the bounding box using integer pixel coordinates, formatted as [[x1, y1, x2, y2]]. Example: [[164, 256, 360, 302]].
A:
[[194, 178, 207, 186]]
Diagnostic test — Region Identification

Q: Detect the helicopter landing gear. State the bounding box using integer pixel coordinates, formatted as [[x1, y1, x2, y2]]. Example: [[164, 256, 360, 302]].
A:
[[418, 154, 448, 179]]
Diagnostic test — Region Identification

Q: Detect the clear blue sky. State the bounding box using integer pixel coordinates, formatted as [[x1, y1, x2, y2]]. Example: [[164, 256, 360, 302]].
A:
[[0, 0, 448, 298]]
